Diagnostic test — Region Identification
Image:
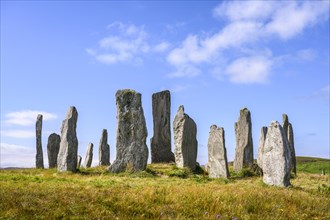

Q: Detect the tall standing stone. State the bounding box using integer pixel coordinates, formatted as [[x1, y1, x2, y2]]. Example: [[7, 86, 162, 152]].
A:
[[150, 90, 175, 163], [108, 89, 148, 173], [99, 129, 110, 166], [207, 125, 229, 178], [282, 114, 296, 175], [262, 121, 291, 187], [233, 108, 253, 171], [57, 106, 78, 172], [84, 143, 93, 168], [257, 127, 268, 170], [77, 155, 82, 169], [35, 114, 44, 169], [47, 133, 61, 168], [173, 105, 198, 171]]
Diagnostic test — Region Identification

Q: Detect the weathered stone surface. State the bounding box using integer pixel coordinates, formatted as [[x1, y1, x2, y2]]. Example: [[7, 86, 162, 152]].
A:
[[282, 114, 297, 175], [36, 114, 44, 169], [77, 155, 82, 169], [207, 125, 229, 178], [47, 133, 60, 168], [257, 127, 268, 170], [99, 129, 110, 166], [84, 143, 93, 168], [263, 121, 291, 187], [233, 108, 253, 171], [57, 106, 79, 172], [288, 123, 296, 175], [150, 90, 175, 163], [108, 89, 148, 173], [173, 105, 198, 171]]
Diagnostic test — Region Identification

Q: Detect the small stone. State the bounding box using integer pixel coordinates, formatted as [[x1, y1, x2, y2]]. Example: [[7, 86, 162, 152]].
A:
[[108, 89, 148, 173], [207, 125, 229, 178], [84, 143, 93, 168], [262, 121, 291, 187], [47, 133, 61, 168], [233, 108, 253, 171], [99, 129, 110, 166], [173, 105, 198, 171], [35, 114, 44, 169], [150, 90, 175, 163], [57, 106, 79, 172], [257, 127, 268, 170]]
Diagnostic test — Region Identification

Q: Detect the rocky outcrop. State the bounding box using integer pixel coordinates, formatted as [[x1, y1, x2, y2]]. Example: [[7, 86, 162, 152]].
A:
[[233, 108, 253, 171], [108, 89, 148, 173], [257, 127, 268, 170], [47, 133, 61, 168], [57, 106, 79, 172], [207, 125, 229, 178], [99, 129, 110, 166], [36, 114, 44, 169], [262, 121, 291, 187], [150, 90, 174, 163], [173, 106, 198, 171], [84, 143, 93, 168]]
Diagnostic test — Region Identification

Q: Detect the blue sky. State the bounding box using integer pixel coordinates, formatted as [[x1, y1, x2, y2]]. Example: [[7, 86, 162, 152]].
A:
[[1, 1, 329, 168]]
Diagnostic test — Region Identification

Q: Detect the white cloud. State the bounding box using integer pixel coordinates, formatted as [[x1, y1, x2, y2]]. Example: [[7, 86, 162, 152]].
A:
[[0, 143, 34, 167], [4, 110, 57, 126], [225, 56, 273, 84], [166, 1, 329, 83], [88, 22, 170, 65], [166, 64, 201, 78], [153, 42, 171, 53], [1, 130, 35, 138], [295, 49, 317, 61]]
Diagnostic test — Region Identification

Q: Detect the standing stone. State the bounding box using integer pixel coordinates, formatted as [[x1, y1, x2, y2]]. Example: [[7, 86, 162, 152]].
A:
[[77, 155, 82, 169], [173, 105, 198, 171], [57, 106, 78, 172], [150, 90, 175, 163], [207, 125, 229, 178], [233, 108, 253, 171], [257, 127, 268, 170], [288, 123, 296, 175], [35, 114, 44, 169], [84, 143, 93, 168], [99, 129, 110, 166], [47, 133, 61, 168], [282, 114, 296, 175], [262, 121, 291, 187], [108, 89, 148, 173]]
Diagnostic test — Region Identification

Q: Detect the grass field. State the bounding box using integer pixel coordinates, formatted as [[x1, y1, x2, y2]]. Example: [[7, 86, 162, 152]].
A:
[[0, 157, 329, 219]]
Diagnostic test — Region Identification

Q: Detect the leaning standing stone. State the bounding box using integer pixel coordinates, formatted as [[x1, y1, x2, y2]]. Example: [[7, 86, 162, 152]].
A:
[[263, 121, 291, 187], [150, 90, 175, 163], [173, 105, 198, 171], [257, 127, 268, 170], [36, 114, 44, 169], [108, 89, 148, 173], [282, 114, 297, 175], [84, 143, 93, 168], [207, 125, 229, 178], [57, 106, 78, 172], [233, 108, 253, 171], [99, 129, 110, 166], [47, 133, 61, 168]]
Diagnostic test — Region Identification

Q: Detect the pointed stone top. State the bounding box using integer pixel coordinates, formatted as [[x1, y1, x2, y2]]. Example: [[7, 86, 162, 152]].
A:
[[178, 105, 184, 113], [116, 89, 140, 96], [37, 114, 43, 120], [153, 90, 170, 96], [102, 129, 107, 134], [210, 124, 218, 130], [270, 121, 280, 128], [282, 113, 289, 123], [67, 106, 78, 117]]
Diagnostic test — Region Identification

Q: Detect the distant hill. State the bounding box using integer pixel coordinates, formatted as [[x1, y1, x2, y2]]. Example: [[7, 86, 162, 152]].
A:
[[296, 156, 330, 174]]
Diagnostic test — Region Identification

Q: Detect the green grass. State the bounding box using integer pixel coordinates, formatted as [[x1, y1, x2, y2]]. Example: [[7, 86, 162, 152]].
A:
[[0, 160, 329, 219], [296, 156, 330, 174]]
